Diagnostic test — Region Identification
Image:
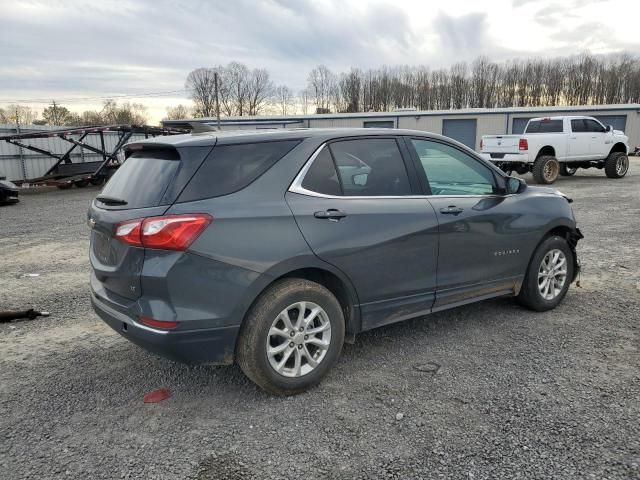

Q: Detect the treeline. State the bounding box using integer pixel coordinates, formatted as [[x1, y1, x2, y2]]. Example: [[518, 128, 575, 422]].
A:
[[185, 53, 640, 118], [0, 100, 148, 127]]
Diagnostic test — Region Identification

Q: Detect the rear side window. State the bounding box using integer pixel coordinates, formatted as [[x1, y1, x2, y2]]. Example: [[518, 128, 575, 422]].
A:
[[525, 120, 563, 133], [301, 147, 341, 196], [329, 138, 411, 196], [99, 149, 180, 209], [178, 140, 300, 202]]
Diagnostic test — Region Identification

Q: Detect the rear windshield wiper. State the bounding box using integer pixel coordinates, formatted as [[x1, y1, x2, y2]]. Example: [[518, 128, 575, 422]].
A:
[[96, 195, 128, 205]]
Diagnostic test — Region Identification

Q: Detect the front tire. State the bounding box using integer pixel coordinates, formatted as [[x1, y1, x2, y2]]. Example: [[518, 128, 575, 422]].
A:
[[236, 278, 345, 396], [518, 235, 574, 312], [532, 155, 560, 184], [604, 152, 629, 179]]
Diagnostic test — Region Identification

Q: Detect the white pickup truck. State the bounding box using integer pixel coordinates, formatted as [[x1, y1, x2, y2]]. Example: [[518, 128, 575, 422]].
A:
[[480, 116, 629, 184]]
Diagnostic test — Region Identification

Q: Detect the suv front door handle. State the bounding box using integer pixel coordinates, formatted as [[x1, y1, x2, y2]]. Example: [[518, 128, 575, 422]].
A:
[[314, 209, 347, 221], [440, 206, 464, 215]]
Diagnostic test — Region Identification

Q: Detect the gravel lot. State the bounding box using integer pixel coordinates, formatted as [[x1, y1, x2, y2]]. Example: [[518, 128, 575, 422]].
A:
[[1, 163, 639, 480]]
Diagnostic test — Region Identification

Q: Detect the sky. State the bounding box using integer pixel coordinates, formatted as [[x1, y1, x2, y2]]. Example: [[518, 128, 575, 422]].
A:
[[1, 0, 638, 124]]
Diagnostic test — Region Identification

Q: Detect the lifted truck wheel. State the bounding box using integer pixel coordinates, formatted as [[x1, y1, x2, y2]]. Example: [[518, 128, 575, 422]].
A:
[[560, 164, 577, 176], [532, 155, 560, 184], [604, 152, 629, 179]]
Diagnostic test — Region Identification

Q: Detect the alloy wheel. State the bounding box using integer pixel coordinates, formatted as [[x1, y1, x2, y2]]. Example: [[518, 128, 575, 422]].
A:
[[616, 155, 629, 176], [266, 301, 331, 378], [537, 249, 567, 300]]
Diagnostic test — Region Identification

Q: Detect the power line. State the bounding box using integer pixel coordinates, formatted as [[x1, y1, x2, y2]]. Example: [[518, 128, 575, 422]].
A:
[[0, 89, 192, 105]]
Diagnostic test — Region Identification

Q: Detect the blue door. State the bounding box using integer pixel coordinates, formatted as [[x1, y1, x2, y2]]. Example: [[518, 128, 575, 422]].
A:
[[594, 115, 627, 133], [442, 119, 477, 150]]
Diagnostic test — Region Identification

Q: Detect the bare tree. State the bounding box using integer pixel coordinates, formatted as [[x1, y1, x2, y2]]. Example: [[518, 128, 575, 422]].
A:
[[185, 68, 218, 117], [273, 85, 295, 115], [299, 88, 312, 115], [165, 104, 192, 120], [247, 68, 274, 115], [42, 102, 72, 125], [307, 65, 337, 113], [3, 104, 38, 125], [339, 68, 362, 113], [102, 100, 148, 125]]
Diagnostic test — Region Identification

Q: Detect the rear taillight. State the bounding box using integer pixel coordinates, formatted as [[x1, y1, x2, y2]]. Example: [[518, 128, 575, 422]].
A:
[[519, 138, 528, 151], [115, 214, 212, 251]]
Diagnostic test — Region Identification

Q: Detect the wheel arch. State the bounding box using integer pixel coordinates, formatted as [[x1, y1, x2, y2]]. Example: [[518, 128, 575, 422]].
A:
[[608, 142, 628, 156], [236, 257, 361, 349], [536, 146, 556, 158]]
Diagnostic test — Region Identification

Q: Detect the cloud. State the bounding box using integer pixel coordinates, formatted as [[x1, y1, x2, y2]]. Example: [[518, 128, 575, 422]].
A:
[[432, 11, 490, 53], [0, 0, 637, 122]]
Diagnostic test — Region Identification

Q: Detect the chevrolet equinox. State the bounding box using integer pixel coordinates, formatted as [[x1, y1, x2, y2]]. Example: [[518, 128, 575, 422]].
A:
[[89, 128, 583, 395]]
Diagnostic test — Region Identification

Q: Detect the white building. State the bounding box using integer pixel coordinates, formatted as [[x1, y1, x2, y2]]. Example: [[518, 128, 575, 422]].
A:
[[163, 104, 640, 151]]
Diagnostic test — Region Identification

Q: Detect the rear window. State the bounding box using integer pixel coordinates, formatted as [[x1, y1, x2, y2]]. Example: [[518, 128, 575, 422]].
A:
[[178, 140, 300, 202], [98, 149, 180, 209], [525, 119, 563, 133]]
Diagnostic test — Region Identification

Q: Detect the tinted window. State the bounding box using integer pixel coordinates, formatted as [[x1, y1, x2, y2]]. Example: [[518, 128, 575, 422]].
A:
[[585, 119, 605, 133], [329, 138, 411, 196], [99, 150, 180, 209], [571, 119, 587, 132], [301, 147, 341, 196], [411, 139, 496, 196], [179, 140, 300, 202], [525, 120, 563, 133]]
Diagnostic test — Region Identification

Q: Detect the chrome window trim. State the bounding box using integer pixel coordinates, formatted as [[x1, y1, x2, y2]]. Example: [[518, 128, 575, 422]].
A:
[[288, 142, 509, 200]]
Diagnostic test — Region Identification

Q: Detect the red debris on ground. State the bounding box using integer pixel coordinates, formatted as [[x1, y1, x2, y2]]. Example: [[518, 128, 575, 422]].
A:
[[143, 388, 171, 403]]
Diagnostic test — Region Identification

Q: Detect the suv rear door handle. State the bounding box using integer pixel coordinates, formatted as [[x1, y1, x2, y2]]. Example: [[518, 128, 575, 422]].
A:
[[314, 209, 347, 220], [440, 206, 464, 215]]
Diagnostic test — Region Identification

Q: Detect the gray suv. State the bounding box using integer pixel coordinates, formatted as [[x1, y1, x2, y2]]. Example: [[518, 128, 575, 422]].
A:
[[89, 128, 582, 395]]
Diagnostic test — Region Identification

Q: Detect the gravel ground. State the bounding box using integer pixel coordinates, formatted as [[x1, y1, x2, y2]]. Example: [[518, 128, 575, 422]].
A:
[[1, 163, 639, 480]]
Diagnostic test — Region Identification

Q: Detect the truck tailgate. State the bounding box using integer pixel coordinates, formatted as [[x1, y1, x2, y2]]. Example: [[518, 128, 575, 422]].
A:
[[481, 135, 521, 153]]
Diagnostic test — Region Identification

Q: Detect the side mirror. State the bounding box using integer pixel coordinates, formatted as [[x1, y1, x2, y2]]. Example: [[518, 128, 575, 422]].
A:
[[605, 125, 612, 132], [506, 176, 526, 194]]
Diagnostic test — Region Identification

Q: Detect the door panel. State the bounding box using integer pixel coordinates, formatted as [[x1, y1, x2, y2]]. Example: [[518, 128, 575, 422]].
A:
[[286, 192, 439, 330], [426, 195, 532, 308], [584, 119, 608, 159], [568, 119, 590, 159], [406, 137, 532, 308]]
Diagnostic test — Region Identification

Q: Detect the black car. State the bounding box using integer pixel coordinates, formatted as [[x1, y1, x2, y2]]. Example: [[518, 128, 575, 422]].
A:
[[89, 128, 582, 395], [0, 177, 19, 205]]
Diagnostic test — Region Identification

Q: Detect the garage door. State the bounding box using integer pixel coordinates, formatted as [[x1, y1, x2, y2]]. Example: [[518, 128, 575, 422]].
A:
[[594, 115, 627, 132], [442, 119, 477, 150], [512, 117, 534, 134]]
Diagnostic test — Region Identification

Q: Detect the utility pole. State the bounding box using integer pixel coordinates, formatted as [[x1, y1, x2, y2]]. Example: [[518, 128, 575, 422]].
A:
[[51, 100, 58, 125], [214, 71, 221, 131]]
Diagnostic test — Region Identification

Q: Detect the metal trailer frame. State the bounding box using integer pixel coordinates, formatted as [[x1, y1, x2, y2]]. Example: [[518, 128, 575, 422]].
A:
[[0, 125, 187, 188]]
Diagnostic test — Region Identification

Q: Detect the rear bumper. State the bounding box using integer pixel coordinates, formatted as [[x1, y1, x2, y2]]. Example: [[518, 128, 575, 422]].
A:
[[480, 152, 530, 163], [91, 291, 239, 365]]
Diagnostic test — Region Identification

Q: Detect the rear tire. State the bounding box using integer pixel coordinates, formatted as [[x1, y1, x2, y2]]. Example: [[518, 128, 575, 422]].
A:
[[604, 152, 629, 179], [73, 180, 89, 188], [518, 235, 574, 312], [532, 155, 560, 184], [236, 278, 345, 396], [559, 164, 577, 176]]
